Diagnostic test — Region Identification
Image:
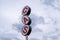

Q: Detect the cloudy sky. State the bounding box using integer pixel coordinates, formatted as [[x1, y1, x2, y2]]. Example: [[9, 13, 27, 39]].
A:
[[0, 0, 60, 40]]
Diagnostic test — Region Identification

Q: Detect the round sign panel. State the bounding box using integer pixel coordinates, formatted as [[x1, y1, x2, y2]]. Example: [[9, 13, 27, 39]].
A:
[[22, 6, 31, 16], [22, 16, 31, 25], [22, 25, 32, 36]]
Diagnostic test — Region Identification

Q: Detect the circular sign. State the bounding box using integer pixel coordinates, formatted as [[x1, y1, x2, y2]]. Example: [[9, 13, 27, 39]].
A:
[[22, 25, 32, 36], [22, 16, 31, 25], [22, 6, 31, 16]]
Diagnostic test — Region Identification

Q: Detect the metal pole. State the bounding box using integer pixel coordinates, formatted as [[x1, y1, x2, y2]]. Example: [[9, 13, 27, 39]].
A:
[[26, 35, 28, 40]]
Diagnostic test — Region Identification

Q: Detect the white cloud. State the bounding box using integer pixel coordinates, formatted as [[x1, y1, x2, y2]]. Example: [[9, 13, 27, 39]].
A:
[[0, 0, 60, 40]]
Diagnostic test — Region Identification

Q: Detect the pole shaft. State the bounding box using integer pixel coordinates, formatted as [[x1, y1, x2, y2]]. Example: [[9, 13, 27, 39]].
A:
[[26, 35, 28, 40]]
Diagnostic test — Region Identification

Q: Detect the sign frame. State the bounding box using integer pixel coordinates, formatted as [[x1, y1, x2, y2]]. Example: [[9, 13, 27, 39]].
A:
[[22, 6, 31, 16], [22, 25, 32, 36], [22, 16, 31, 25]]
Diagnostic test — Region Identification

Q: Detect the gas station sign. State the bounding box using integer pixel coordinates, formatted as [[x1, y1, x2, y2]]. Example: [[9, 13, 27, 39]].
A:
[[22, 25, 32, 36], [22, 16, 31, 25], [21, 5, 32, 40], [22, 6, 31, 16]]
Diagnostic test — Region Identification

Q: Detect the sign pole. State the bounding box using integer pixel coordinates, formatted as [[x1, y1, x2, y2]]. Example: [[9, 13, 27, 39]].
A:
[[21, 6, 32, 40], [26, 35, 28, 40]]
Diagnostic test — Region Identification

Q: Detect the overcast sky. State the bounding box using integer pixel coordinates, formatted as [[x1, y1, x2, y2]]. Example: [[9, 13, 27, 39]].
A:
[[0, 0, 60, 40]]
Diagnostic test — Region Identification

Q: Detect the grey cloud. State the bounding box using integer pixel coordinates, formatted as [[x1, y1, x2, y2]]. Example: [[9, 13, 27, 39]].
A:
[[38, 16, 45, 24], [51, 36, 58, 40], [12, 23, 23, 32], [30, 14, 56, 25], [0, 33, 20, 40], [29, 38, 40, 40], [29, 14, 45, 27], [42, 34, 58, 40], [42, 0, 54, 5], [32, 28, 43, 33], [41, 0, 60, 10]]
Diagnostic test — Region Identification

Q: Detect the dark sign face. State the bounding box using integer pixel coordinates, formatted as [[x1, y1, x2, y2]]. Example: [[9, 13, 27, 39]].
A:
[[22, 25, 32, 36], [22, 6, 31, 16], [22, 16, 31, 25]]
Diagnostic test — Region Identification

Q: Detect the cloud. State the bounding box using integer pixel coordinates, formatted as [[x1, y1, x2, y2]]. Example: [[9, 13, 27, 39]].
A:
[[29, 38, 40, 40], [0, 0, 60, 40], [12, 23, 23, 32], [42, 0, 60, 10], [41, 0, 54, 5], [0, 32, 20, 40]]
